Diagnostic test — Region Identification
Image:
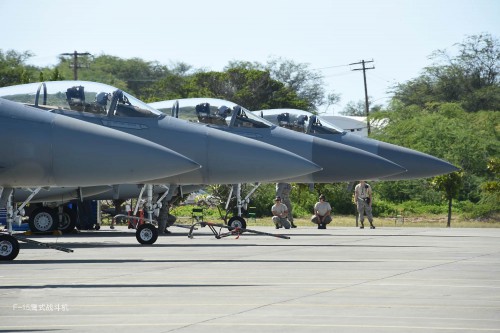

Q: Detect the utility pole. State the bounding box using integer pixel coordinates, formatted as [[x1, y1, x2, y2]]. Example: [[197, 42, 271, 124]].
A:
[[350, 59, 374, 135], [60, 51, 91, 80]]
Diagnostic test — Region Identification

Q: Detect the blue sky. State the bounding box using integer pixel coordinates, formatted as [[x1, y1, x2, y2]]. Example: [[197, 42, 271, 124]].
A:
[[1, 0, 499, 113]]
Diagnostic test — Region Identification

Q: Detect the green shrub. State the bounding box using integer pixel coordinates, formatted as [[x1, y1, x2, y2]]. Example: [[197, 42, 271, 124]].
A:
[[461, 201, 499, 219], [371, 200, 397, 217], [170, 205, 222, 220], [292, 205, 313, 218]]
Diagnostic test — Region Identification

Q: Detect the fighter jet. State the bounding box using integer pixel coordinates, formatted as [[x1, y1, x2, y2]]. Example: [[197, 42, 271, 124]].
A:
[[254, 108, 459, 180], [0, 81, 320, 185], [0, 82, 322, 241], [322, 115, 368, 137], [0, 97, 201, 188], [149, 98, 407, 183], [0, 97, 201, 260]]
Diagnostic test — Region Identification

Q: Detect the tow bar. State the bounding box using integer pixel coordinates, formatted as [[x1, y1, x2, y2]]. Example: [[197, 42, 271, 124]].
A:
[[13, 234, 74, 253], [185, 221, 290, 240]]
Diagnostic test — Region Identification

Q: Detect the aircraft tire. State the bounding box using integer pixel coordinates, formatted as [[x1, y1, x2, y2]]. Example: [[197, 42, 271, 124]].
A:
[[136, 224, 158, 245], [0, 234, 20, 261], [58, 207, 77, 234], [227, 216, 246, 231], [29, 207, 58, 233]]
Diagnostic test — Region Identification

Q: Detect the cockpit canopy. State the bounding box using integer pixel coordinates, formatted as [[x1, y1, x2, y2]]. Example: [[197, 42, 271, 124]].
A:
[[258, 109, 345, 135], [0, 81, 161, 118], [153, 98, 274, 129]]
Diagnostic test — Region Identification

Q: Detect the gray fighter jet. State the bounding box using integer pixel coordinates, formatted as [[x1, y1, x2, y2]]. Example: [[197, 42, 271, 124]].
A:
[[0, 82, 322, 242], [150, 98, 407, 182], [0, 82, 321, 185], [0, 97, 201, 260], [254, 108, 459, 180], [0, 97, 201, 188]]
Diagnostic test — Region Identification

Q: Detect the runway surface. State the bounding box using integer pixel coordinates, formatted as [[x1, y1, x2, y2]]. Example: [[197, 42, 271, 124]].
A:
[[1, 225, 500, 332]]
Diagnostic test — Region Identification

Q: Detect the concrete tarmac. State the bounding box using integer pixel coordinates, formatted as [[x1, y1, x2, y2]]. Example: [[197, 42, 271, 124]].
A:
[[1, 225, 500, 332]]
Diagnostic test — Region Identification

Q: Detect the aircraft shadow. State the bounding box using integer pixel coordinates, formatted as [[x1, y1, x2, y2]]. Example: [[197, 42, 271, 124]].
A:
[[0, 331, 57, 333], [0, 283, 270, 290], [17, 242, 433, 250], [6, 258, 373, 265], [17, 230, 477, 239]]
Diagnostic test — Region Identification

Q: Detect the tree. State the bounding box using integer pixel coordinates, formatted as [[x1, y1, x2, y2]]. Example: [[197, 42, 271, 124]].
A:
[[341, 100, 366, 116], [371, 100, 498, 218], [340, 97, 384, 117], [227, 58, 340, 111], [154, 67, 310, 111], [266, 57, 336, 111], [0, 49, 37, 86], [54, 54, 172, 97], [431, 171, 464, 227], [144, 65, 194, 102], [392, 34, 500, 112], [372, 102, 497, 176], [480, 158, 500, 210]]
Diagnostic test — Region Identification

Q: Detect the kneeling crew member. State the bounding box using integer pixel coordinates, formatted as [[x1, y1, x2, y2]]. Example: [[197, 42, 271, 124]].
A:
[[271, 196, 291, 229], [311, 194, 332, 229]]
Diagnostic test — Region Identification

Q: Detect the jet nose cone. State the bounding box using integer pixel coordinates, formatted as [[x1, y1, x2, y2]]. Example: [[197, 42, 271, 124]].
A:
[[52, 116, 201, 186], [310, 138, 406, 182], [377, 142, 459, 180], [207, 131, 321, 183]]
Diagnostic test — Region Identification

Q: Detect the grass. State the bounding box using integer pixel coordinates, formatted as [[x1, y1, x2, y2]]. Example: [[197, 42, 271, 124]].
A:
[[156, 214, 500, 228], [197, 209, 500, 228], [101, 205, 500, 228], [237, 215, 499, 228]]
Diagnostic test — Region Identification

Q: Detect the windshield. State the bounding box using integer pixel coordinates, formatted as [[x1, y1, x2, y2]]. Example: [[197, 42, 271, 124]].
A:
[[258, 109, 345, 134], [229, 106, 273, 128], [150, 98, 274, 129], [0, 81, 161, 118]]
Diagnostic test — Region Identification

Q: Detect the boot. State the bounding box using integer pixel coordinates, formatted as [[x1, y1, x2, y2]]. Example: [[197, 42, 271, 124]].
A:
[[157, 215, 168, 235]]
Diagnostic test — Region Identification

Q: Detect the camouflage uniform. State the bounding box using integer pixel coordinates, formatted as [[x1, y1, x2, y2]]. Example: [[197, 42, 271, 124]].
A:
[[354, 181, 375, 229], [276, 183, 296, 227], [271, 197, 291, 229]]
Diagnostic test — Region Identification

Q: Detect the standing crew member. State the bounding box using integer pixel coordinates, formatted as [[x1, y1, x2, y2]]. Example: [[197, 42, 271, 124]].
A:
[[354, 180, 375, 229]]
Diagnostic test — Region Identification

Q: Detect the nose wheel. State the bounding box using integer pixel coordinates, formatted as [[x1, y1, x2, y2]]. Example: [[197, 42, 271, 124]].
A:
[[136, 224, 159, 245], [227, 216, 247, 231], [0, 234, 20, 261]]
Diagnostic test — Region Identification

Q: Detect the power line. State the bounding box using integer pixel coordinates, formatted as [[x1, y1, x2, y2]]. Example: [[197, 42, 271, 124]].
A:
[[60, 51, 91, 80], [312, 63, 352, 71], [320, 71, 357, 79], [350, 59, 375, 135]]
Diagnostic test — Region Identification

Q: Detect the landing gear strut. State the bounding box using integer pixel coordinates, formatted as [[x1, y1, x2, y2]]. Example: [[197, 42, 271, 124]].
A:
[[114, 184, 170, 245], [224, 183, 261, 230], [0, 187, 73, 260]]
